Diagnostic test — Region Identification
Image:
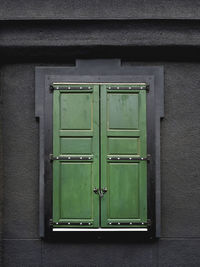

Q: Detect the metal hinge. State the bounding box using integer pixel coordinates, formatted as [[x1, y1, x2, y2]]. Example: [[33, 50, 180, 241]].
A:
[[53, 221, 93, 226], [108, 222, 147, 226], [107, 84, 149, 92], [50, 85, 93, 92], [49, 219, 53, 228], [107, 154, 151, 162], [49, 154, 93, 161]]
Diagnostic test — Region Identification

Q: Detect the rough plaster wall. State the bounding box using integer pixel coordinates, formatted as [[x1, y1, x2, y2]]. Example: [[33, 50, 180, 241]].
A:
[[1, 0, 200, 19], [1, 62, 200, 266], [0, 70, 3, 267]]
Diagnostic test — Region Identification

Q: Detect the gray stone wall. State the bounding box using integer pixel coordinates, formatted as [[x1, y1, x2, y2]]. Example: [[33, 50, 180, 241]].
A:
[[1, 1, 200, 265], [1, 62, 200, 266]]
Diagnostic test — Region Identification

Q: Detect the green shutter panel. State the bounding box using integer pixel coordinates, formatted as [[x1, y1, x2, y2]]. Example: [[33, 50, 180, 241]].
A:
[[100, 84, 147, 228], [52, 84, 100, 228]]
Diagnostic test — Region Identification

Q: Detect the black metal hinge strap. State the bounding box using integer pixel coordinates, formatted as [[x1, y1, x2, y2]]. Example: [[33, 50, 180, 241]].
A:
[[53, 222, 93, 226], [108, 222, 147, 226], [107, 84, 149, 91], [107, 155, 150, 161], [50, 85, 93, 91], [49, 154, 93, 161]]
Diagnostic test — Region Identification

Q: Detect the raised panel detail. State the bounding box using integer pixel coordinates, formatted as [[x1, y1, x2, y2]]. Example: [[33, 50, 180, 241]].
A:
[[108, 163, 139, 219], [60, 163, 92, 219], [101, 85, 147, 227], [108, 137, 139, 155], [60, 93, 92, 130], [60, 138, 92, 154], [53, 85, 99, 228], [108, 93, 139, 129]]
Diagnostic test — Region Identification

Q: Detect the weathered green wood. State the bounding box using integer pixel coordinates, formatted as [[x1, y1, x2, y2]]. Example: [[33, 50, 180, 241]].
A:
[[100, 84, 147, 228], [53, 83, 147, 229], [108, 138, 139, 155], [53, 84, 99, 228], [60, 138, 92, 154]]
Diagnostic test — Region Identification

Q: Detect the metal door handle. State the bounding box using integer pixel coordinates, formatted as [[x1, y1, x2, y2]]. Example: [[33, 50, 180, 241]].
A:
[[99, 187, 107, 198], [93, 187, 99, 194], [93, 187, 107, 198]]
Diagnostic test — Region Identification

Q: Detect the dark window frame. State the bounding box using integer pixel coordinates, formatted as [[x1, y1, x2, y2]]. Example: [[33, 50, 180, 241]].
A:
[[35, 59, 164, 239]]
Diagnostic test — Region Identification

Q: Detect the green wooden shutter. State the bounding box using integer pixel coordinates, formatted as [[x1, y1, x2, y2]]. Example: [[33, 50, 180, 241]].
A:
[[100, 84, 147, 228], [52, 83, 147, 229], [52, 84, 100, 228]]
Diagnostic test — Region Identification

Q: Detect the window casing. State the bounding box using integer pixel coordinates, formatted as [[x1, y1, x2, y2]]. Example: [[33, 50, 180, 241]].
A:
[[35, 60, 164, 238]]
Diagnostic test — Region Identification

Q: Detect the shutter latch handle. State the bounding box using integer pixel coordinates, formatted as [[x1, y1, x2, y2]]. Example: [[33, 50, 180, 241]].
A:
[[99, 187, 107, 198], [93, 188, 99, 194], [93, 187, 107, 198]]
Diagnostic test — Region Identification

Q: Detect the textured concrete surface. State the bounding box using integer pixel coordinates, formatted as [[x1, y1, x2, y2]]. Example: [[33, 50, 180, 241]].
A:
[[2, 20, 200, 48], [1, 0, 200, 20], [0, 70, 3, 267], [1, 2, 200, 265], [1, 65, 39, 240], [1, 62, 200, 266]]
